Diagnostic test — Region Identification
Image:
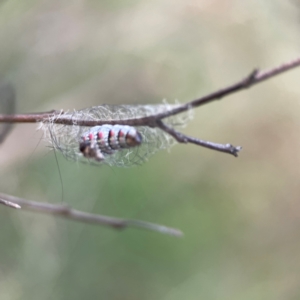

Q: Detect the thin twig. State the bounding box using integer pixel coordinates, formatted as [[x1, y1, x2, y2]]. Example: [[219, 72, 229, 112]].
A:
[[0, 198, 21, 209], [0, 83, 15, 143], [156, 56, 300, 119], [0, 193, 183, 237], [156, 120, 242, 156], [0, 110, 60, 123]]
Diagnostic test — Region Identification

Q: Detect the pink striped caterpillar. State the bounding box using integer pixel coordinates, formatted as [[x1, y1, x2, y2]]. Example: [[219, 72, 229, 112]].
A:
[[79, 125, 142, 162]]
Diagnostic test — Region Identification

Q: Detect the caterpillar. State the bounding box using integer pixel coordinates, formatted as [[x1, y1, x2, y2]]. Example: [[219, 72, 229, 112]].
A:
[[79, 125, 142, 162]]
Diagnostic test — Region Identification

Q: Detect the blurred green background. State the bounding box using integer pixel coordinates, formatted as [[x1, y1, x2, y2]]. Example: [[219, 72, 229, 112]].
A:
[[0, 0, 300, 299]]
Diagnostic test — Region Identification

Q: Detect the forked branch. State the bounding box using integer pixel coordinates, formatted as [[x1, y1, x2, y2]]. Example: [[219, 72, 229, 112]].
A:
[[0, 56, 300, 156]]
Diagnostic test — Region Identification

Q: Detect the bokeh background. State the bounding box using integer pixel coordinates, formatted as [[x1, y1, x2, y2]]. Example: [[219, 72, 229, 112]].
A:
[[0, 1, 300, 299]]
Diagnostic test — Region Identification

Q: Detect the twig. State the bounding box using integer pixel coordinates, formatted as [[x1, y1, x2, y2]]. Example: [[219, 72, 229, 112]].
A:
[[0, 57, 299, 156], [0, 193, 183, 237], [0, 110, 60, 124], [156, 56, 300, 118], [156, 120, 242, 156], [0, 198, 21, 209], [0, 83, 15, 143]]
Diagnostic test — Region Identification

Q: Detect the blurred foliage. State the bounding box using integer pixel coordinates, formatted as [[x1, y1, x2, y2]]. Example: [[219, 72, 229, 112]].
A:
[[0, 0, 300, 299]]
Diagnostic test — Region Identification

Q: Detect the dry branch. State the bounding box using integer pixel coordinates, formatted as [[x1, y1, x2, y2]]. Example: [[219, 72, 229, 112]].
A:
[[0, 193, 182, 237], [1, 56, 300, 156]]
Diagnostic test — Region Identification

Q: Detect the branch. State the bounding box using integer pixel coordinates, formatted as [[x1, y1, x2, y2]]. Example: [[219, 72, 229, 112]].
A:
[[0, 83, 15, 143], [0, 193, 182, 237], [0, 198, 21, 209], [156, 56, 300, 119], [156, 120, 242, 156], [0, 56, 299, 157], [1, 57, 299, 125]]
